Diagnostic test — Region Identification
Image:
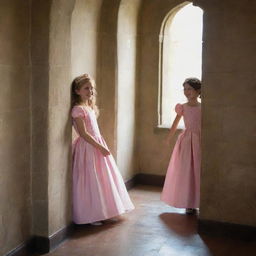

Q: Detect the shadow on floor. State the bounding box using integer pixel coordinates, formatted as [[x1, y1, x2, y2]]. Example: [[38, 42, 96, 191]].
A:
[[159, 212, 256, 256], [159, 212, 198, 237]]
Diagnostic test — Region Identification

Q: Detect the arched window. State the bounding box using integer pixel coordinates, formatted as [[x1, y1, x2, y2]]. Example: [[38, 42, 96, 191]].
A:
[[158, 3, 203, 128]]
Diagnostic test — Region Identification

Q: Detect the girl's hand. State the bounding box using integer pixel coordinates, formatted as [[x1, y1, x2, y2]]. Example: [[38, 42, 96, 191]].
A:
[[99, 146, 110, 156]]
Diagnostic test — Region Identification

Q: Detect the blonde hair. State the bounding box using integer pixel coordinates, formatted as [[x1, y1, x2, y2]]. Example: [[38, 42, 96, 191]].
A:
[[71, 74, 99, 116]]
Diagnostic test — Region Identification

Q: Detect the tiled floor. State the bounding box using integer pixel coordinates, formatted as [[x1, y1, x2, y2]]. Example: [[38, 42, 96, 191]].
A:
[[41, 186, 256, 256]]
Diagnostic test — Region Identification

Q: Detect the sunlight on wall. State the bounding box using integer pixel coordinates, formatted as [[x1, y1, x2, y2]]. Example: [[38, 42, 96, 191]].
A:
[[161, 3, 203, 128]]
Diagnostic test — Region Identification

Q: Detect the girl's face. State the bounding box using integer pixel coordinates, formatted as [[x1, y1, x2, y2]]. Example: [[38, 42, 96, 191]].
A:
[[183, 83, 200, 100], [76, 82, 94, 101]]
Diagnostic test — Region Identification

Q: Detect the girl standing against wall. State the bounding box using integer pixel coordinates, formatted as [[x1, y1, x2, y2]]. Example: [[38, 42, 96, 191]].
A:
[[71, 74, 134, 225]]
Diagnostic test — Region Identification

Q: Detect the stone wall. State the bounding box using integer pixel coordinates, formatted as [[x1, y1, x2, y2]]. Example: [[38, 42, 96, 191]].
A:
[[30, 0, 51, 238], [47, 0, 75, 236], [198, 0, 256, 226], [0, 0, 31, 255], [137, 0, 190, 175], [117, 0, 143, 180]]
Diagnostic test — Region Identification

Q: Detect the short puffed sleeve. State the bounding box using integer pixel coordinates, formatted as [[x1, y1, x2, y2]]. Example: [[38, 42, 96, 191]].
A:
[[175, 103, 183, 116], [71, 106, 84, 118]]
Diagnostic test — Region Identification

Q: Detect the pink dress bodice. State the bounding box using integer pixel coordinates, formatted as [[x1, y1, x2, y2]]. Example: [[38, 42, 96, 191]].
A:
[[72, 106, 101, 138], [175, 103, 201, 133]]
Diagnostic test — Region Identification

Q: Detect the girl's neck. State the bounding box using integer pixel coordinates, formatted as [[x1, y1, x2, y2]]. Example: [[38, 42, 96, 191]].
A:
[[187, 99, 200, 106], [78, 102, 93, 110], [79, 100, 89, 106]]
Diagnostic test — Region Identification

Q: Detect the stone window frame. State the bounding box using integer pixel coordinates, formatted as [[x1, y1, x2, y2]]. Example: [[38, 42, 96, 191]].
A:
[[157, 2, 202, 131]]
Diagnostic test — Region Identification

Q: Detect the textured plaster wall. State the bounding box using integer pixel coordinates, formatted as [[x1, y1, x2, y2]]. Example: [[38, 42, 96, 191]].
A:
[[0, 0, 31, 255], [47, 0, 75, 235], [71, 0, 103, 78], [197, 0, 256, 226], [117, 0, 142, 180], [137, 0, 190, 175], [30, 0, 51, 237], [96, 0, 121, 157]]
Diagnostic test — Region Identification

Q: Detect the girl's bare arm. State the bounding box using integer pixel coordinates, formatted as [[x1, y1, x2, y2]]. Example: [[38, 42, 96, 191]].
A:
[[167, 114, 182, 141]]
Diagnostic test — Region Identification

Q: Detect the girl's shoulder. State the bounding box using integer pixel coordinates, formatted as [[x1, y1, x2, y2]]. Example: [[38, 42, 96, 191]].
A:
[[174, 103, 185, 108], [72, 105, 84, 113], [72, 105, 82, 110], [71, 105, 88, 118], [73, 105, 93, 111], [174, 103, 184, 115]]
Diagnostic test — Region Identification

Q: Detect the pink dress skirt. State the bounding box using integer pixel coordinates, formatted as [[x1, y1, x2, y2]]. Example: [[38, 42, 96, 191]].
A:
[[72, 106, 134, 224]]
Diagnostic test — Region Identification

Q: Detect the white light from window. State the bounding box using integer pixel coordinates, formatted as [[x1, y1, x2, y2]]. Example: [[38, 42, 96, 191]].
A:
[[161, 3, 203, 129]]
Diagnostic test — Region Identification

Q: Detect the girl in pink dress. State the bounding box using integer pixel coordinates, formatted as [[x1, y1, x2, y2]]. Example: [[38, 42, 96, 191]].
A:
[[71, 74, 134, 225], [161, 78, 201, 215]]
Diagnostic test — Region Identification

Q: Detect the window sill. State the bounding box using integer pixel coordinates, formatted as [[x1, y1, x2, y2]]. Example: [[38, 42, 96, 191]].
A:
[[154, 125, 183, 134]]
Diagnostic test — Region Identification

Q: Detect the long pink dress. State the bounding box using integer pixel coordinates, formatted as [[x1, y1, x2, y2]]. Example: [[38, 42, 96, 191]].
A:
[[161, 103, 201, 209], [72, 105, 134, 224]]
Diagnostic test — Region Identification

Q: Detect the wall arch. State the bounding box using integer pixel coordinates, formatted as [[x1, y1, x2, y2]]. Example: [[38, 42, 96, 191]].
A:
[[31, 0, 121, 248], [138, 0, 196, 175], [96, 0, 121, 156]]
